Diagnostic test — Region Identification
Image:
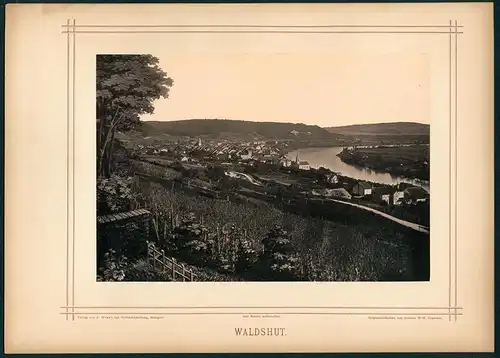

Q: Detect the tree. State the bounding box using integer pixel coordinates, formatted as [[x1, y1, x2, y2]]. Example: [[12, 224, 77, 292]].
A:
[[97, 55, 174, 178], [97, 174, 135, 215], [216, 177, 240, 194], [206, 165, 226, 182]]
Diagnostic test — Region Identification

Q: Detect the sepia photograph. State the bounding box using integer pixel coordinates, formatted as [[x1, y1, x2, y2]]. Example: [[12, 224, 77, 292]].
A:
[[96, 53, 430, 283], [5, 2, 495, 354]]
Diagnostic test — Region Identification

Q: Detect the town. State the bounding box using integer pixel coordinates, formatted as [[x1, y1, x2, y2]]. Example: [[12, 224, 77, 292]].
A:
[[122, 135, 430, 228]]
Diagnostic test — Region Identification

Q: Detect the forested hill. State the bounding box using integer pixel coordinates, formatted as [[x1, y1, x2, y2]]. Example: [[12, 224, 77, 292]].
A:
[[140, 119, 344, 141], [326, 122, 430, 136]]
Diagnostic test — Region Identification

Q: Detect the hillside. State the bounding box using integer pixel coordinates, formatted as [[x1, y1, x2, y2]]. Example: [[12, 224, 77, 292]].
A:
[[326, 122, 430, 136], [140, 119, 344, 141]]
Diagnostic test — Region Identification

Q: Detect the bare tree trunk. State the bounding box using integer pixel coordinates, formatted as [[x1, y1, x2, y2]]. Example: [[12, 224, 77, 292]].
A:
[[96, 99, 108, 177], [98, 107, 122, 178], [104, 127, 116, 177]]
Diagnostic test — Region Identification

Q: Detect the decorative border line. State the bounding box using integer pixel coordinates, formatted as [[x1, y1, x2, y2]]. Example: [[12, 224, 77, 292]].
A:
[[63, 31, 463, 34], [60, 23, 464, 34], [65, 18, 77, 321], [65, 18, 70, 322], [61, 24, 464, 28], [448, 20, 459, 322], [63, 314, 463, 316], [453, 20, 459, 323], [60, 306, 462, 309], [63, 20, 460, 320]]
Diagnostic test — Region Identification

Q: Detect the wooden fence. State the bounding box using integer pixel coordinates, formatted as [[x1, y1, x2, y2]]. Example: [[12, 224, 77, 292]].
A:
[[146, 241, 197, 282]]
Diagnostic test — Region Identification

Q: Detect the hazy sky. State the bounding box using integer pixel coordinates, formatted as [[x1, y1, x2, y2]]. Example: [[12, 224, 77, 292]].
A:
[[141, 53, 430, 127]]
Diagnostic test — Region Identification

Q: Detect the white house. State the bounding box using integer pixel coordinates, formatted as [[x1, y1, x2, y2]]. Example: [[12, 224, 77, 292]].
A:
[[240, 150, 253, 160], [352, 182, 372, 197], [326, 173, 340, 184], [404, 187, 429, 204], [393, 191, 405, 205], [298, 161, 311, 170]]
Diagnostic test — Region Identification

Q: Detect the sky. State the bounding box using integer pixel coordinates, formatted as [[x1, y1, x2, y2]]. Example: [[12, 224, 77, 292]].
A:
[[141, 53, 430, 127]]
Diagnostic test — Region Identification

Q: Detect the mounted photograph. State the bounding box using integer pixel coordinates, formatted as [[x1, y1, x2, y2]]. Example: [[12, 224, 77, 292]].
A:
[[96, 53, 430, 283]]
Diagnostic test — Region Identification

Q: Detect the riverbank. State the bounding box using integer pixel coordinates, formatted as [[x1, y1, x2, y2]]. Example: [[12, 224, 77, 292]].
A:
[[337, 145, 430, 182]]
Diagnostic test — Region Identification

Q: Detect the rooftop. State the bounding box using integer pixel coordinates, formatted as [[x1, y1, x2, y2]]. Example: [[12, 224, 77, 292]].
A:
[[405, 186, 429, 199], [356, 181, 372, 189]]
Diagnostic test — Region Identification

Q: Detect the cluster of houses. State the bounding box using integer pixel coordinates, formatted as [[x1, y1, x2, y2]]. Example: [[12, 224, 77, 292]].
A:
[[351, 181, 429, 206], [134, 137, 290, 165], [195, 138, 284, 162], [309, 178, 429, 206]]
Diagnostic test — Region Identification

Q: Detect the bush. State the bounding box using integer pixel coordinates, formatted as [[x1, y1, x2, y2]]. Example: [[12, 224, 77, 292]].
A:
[[97, 249, 128, 282], [124, 258, 170, 282], [97, 174, 135, 215]]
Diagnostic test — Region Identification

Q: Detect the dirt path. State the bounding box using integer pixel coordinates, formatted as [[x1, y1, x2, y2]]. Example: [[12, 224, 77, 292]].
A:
[[327, 198, 430, 234]]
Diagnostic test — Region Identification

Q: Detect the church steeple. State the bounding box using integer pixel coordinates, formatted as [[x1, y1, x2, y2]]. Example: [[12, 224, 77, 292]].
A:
[[295, 150, 300, 164]]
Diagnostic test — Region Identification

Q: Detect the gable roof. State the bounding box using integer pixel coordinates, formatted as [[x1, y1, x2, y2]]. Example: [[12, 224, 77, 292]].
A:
[[404, 186, 429, 199], [299, 161, 310, 165], [398, 182, 417, 190], [355, 181, 372, 190]]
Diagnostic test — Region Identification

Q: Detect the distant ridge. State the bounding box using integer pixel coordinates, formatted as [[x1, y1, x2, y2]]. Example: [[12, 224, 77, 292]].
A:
[[325, 122, 429, 136], [140, 119, 343, 141]]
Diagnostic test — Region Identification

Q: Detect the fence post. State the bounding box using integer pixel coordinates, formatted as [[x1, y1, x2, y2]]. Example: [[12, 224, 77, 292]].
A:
[[162, 250, 166, 273], [216, 225, 220, 255], [190, 270, 194, 281], [233, 241, 238, 271], [182, 264, 186, 282], [170, 208, 174, 230], [152, 246, 156, 270], [146, 241, 150, 265], [146, 218, 151, 238], [172, 258, 176, 280]]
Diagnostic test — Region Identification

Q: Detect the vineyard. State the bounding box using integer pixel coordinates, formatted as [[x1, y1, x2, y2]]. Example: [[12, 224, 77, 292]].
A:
[[132, 177, 423, 281]]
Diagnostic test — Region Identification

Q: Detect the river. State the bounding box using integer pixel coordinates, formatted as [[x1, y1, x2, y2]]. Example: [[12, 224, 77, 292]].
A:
[[286, 147, 430, 191]]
